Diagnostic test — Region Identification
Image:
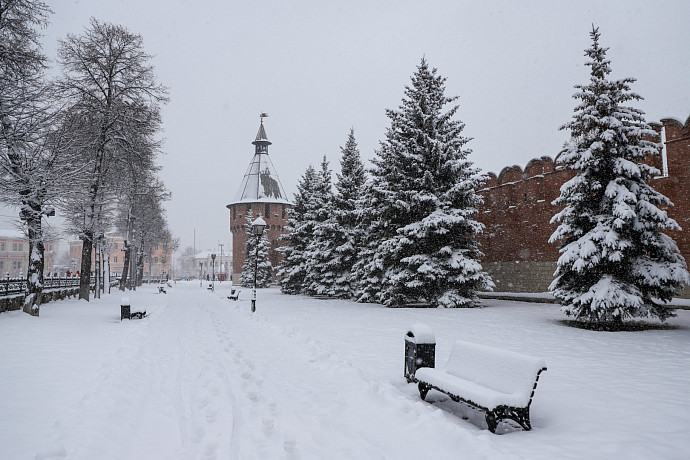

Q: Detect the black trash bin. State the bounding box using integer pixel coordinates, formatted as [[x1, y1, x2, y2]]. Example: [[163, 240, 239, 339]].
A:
[[404, 323, 436, 382], [121, 297, 130, 321]]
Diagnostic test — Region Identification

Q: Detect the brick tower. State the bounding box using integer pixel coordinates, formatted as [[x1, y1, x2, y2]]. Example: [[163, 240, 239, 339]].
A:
[[227, 116, 292, 283]]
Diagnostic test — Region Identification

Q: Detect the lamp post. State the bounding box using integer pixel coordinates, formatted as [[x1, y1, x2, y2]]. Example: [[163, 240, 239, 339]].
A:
[[218, 243, 224, 282], [250, 215, 267, 313], [199, 261, 203, 287], [211, 253, 216, 291]]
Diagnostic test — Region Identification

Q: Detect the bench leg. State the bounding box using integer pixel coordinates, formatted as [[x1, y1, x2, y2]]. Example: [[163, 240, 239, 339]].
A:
[[485, 411, 499, 433], [418, 383, 431, 401], [486, 406, 532, 433], [512, 407, 532, 431]]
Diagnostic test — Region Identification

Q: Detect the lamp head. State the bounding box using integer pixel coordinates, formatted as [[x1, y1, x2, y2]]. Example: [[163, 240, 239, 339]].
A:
[[251, 215, 267, 235]]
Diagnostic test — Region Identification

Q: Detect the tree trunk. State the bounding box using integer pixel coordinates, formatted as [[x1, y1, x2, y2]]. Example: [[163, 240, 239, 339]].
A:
[[94, 240, 100, 299], [119, 245, 131, 290], [136, 249, 145, 287], [22, 208, 45, 316], [79, 231, 93, 301]]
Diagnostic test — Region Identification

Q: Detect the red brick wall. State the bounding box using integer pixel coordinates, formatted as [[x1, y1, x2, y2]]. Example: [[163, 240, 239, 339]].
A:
[[478, 157, 573, 264], [228, 202, 291, 283], [477, 115, 690, 295]]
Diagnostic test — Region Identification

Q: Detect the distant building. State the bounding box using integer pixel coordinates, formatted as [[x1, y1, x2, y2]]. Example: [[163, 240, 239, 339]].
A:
[[69, 234, 125, 277], [227, 117, 292, 284], [68, 233, 172, 280], [0, 230, 29, 277]]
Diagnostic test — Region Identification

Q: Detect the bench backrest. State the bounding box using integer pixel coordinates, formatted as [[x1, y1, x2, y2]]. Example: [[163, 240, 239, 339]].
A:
[[444, 340, 546, 399]]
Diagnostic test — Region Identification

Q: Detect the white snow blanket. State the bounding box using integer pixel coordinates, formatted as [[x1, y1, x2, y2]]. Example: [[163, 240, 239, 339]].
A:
[[415, 340, 547, 410], [1, 283, 689, 459]]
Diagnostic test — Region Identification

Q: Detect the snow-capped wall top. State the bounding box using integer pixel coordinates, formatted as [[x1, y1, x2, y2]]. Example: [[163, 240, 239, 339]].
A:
[[482, 156, 557, 189], [227, 120, 291, 206]]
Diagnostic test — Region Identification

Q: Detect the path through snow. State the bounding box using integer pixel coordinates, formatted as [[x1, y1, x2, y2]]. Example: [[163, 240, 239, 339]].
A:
[[13, 284, 498, 460]]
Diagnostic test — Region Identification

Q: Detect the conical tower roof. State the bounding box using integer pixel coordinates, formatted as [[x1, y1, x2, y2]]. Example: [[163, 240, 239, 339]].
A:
[[227, 119, 290, 206]]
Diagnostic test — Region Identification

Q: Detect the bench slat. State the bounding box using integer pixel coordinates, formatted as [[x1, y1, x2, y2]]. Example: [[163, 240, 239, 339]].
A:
[[442, 340, 546, 407]]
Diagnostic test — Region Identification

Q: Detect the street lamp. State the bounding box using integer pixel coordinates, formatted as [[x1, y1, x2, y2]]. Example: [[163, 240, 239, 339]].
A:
[[211, 253, 216, 291], [199, 261, 203, 287], [250, 215, 267, 313], [218, 243, 224, 282]]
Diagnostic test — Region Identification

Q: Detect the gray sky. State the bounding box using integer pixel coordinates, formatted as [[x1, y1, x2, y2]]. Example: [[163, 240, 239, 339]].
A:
[[3, 0, 690, 254]]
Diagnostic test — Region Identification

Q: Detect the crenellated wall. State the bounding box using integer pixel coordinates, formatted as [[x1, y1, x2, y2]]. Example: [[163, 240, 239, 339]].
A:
[[477, 115, 690, 297]]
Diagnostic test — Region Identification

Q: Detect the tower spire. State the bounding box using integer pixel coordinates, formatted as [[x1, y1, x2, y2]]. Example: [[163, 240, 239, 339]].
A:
[[253, 113, 271, 154], [228, 115, 289, 206]]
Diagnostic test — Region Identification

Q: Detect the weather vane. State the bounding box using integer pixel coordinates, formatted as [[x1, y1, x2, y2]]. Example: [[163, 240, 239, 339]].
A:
[[260, 112, 269, 123]]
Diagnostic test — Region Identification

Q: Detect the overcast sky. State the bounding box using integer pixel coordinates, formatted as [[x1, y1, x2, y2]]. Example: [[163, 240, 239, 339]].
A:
[[3, 0, 690, 255]]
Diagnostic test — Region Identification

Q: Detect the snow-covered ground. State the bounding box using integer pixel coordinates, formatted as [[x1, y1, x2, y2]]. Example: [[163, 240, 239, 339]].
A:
[[1, 282, 689, 459]]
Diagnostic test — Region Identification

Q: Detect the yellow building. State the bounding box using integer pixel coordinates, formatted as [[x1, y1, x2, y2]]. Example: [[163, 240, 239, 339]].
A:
[[0, 230, 29, 278], [69, 233, 171, 280]]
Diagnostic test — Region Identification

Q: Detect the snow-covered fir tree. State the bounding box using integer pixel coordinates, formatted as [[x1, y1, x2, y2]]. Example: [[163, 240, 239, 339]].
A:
[[303, 156, 336, 296], [549, 27, 689, 325], [277, 165, 319, 294], [350, 180, 384, 303], [304, 129, 367, 298], [354, 58, 492, 307], [240, 209, 273, 288]]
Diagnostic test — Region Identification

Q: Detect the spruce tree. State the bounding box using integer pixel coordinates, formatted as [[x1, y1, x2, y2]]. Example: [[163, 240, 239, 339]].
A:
[[240, 209, 273, 288], [351, 180, 384, 303], [277, 165, 319, 294], [326, 129, 367, 298], [550, 27, 689, 325], [356, 58, 492, 307], [303, 156, 336, 296]]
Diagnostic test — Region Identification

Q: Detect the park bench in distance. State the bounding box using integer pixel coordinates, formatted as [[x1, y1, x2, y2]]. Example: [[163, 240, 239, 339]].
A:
[[227, 289, 240, 301], [405, 324, 547, 433]]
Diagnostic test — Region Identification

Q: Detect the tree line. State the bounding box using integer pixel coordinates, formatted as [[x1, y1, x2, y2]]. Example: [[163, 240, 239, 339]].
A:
[[0, 1, 172, 316], [277, 59, 493, 308], [275, 29, 688, 329]]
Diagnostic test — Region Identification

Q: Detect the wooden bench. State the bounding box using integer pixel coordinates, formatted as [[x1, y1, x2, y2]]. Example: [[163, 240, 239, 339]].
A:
[[411, 339, 547, 433], [227, 289, 240, 301]]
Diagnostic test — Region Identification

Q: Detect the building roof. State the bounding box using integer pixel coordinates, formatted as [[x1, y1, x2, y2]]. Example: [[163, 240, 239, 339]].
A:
[[0, 229, 26, 240], [227, 120, 291, 207]]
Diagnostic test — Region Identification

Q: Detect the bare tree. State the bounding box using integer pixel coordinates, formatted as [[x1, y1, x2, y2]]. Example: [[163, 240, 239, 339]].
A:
[[55, 18, 168, 300], [0, 0, 64, 316], [115, 176, 170, 289]]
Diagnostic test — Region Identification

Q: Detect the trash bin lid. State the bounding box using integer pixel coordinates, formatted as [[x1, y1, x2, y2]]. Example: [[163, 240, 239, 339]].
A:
[[121, 296, 130, 306], [406, 323, 435, 344]]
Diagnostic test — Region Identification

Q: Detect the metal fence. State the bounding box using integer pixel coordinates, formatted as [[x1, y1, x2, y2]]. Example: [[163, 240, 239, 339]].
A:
[[1, 276, 88, 297]]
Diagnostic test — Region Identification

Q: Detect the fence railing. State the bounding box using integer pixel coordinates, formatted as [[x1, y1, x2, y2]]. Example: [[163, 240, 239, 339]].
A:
[[1, 276, 89, 297], [1, 275, 128, 298]]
